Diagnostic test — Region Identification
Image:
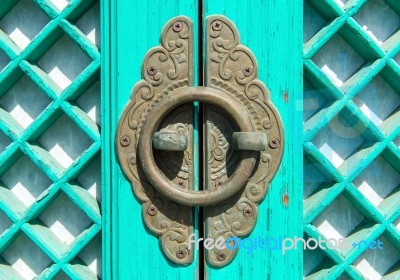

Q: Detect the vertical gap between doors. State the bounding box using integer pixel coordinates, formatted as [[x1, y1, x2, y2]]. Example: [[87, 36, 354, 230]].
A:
[[198, 0, 205, 278]]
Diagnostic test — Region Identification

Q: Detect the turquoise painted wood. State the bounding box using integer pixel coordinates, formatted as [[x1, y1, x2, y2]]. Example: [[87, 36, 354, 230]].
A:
[[102, 0, 201, 279], [203, 1, 303, 279], [0, 1, 101, 278], [302, 1, 400, 279], [102, 0, 303, 278]]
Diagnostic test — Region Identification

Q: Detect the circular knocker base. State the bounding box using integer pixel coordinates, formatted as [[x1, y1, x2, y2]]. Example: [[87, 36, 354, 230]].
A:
[[138, 86, 258, 206]]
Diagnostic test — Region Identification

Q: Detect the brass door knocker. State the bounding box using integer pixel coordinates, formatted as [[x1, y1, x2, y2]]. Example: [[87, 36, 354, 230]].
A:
[[116, 15, 284, 266]]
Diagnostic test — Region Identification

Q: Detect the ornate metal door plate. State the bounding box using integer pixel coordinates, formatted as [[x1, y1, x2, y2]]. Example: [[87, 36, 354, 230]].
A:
[[204, 15, 284, 266], [116, 15, 284, 267], [116, 16, 195, 265]]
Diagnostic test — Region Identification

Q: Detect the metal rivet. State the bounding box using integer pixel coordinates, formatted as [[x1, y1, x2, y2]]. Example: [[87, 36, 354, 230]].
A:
[[147, 204, 157, 216], [176, 249, 187, 259], [147, 66, 157, 76], [243, 207, 253, 217], [120, 135, 131, 147], [212, 20, 222, 31], [243, 66, 253, 77], [269, 137, 280, 149], [173, 21, 183, 32], [215, 180, 221, 187], [216, 252, 226, 262]]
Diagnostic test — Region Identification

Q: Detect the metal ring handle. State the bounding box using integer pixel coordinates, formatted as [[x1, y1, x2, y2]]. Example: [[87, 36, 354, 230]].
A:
[[138, 86, 258, 206]]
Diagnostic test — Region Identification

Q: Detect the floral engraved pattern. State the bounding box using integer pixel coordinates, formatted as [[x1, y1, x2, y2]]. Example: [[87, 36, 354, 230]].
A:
[[207, 121, 238, 181]]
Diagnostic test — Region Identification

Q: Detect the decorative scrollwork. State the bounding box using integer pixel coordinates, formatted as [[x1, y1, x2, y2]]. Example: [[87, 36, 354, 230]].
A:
[[205, 15, 284, 267], [117, 15, 283, 268], [142, 18, 192, 87], [116, 16, 194, 265]]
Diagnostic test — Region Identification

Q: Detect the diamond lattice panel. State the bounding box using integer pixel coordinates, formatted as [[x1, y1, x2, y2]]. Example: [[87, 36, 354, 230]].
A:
[[304, 0, 400, 279], [0, 1, 101, 279]]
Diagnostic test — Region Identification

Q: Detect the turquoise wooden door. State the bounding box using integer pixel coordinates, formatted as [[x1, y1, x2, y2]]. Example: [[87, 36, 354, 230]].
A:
[[1, 0, 400, 279], [103, 1, 302, 279]]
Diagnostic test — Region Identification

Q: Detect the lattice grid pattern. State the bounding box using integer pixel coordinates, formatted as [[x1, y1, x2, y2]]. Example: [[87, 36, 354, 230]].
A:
[[304, 0, 400, 279], [0, 0, 101, 279]]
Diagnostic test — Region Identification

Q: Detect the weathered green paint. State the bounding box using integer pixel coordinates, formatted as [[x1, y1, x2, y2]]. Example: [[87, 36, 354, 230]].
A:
[[103, 0, 303, 278]]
